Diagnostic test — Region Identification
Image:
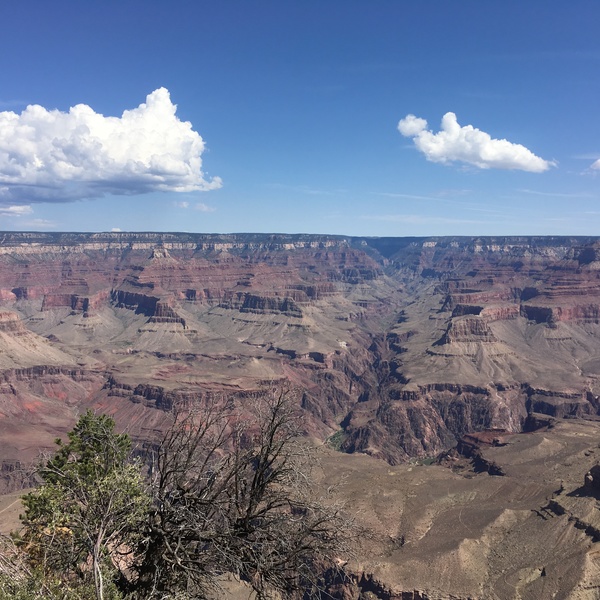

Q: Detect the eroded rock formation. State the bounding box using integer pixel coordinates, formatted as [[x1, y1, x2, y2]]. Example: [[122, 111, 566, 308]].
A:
[[2, 232, 600, 469]]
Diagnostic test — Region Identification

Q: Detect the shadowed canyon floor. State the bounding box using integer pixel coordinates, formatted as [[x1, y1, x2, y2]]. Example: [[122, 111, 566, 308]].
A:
[[2, 232, 600, 597]]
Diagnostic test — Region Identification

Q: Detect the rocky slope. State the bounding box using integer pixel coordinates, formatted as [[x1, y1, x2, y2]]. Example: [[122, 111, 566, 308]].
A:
[[2, 232, 600, 468], [317, 416, 600, 600]]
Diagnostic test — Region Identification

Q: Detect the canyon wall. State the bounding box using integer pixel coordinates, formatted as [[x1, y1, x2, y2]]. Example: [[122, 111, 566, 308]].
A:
[[2, 232, 600, 467]]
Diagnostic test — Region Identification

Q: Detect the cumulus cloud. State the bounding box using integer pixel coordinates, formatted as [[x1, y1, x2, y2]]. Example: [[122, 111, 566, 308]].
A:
[[0, 88, 222, 204], [397, 114, 428, 137], [397, 112, 554, 172]]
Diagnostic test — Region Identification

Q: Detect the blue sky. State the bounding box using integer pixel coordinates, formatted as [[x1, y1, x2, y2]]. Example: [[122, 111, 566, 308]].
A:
[[0, 1, 599, 236]]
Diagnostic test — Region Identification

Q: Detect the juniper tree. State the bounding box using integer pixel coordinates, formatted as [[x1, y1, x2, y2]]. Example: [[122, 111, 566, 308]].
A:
[[20, 411, 148, 600]]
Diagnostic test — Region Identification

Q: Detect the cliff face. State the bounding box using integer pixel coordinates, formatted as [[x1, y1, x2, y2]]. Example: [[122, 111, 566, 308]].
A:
[[335, 236, 600, 462], [2, 232, 600, 466]]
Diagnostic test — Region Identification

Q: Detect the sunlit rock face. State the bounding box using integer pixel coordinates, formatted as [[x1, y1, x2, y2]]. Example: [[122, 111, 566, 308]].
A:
[[2, 232, 600, 469]]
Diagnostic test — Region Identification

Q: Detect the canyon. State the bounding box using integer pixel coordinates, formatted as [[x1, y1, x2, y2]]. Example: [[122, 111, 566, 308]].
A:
[[2, 231, 600, 598]]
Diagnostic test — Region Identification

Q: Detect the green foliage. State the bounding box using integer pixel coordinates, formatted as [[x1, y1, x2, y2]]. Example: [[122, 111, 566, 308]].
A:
[[0, 533, 115, 600], [326, 429, 347, 451], [19, 410, 147, 600], [0, 571, 46, 600], [44, 411, 131, 483]]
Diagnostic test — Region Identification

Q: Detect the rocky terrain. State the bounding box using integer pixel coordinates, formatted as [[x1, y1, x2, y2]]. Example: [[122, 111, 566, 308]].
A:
[[2, 231, 600, 597], [319, 415, 600, 600], [1, 232, 600, 465]]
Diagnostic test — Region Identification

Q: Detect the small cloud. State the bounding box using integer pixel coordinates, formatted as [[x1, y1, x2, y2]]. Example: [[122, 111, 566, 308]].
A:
[[194, 202, 215, 212], [0, 204, 33, 216], [398, 112, 554, 172], [174, 201, 190, 209], [111, 227, 122, 232], [21, 218, 56, 229], [397, 114, 428, 137], [0, 88, 222, 205], [591, 159, 600, 170]]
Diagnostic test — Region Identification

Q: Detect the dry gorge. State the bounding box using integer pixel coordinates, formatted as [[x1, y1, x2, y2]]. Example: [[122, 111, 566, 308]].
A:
[[1, 231, 600, 599]]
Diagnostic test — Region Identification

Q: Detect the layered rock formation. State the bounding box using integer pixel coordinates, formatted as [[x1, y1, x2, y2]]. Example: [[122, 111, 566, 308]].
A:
[[2, 232, 600, 468]]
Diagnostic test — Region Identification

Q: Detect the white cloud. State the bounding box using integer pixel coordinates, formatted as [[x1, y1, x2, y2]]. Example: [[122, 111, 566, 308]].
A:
[[398, 112, 554, 172], [174, 200, 190, 208], [0, 88, 222, 204], [111, 227, 122, 232], [194, 202, 215, 212], [0, 204, 33, 216], [397, 114, 427, 137], [591, 159, 600, 170]]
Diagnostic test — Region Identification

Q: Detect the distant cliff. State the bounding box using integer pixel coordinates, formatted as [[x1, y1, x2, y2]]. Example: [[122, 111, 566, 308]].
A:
[[2, 232, 600, 466]]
